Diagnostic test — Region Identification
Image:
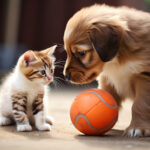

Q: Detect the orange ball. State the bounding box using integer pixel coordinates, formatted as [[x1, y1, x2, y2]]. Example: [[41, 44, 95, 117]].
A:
[[70, 89, 118, 135]]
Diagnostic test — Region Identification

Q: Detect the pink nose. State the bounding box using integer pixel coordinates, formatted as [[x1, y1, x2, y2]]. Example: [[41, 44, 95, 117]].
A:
[[47, 77, 52, 80]]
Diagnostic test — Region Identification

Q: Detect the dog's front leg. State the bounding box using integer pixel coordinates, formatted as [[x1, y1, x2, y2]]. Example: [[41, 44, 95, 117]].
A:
[[124, 76, 150, 137]]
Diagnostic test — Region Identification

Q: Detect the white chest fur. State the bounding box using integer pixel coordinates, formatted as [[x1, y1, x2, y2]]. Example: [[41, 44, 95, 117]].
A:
[[11, 70, 44, 104], [99, 60, 143, 99]]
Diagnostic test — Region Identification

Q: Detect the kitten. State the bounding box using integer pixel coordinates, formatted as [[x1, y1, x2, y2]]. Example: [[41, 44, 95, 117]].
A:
[[0, 45, 56, 132]]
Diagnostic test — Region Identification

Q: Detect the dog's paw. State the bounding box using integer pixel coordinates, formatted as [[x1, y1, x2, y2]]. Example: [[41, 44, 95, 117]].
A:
[[123, 127, 150, 137], [46, 116, 55, 125], [0, 117, 13, 126], [17, 124, 32, 132], [36, 123, 51, 131]]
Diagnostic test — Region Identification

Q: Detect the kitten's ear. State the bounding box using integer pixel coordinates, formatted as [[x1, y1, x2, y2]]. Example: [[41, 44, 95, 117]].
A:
[[48, 45, 57, 56], [24, 50, 38, 67], [42, 45, 57, 56]]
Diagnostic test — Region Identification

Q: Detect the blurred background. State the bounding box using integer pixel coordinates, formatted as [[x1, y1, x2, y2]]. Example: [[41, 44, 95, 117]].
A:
[[0, 0, 150, 89]]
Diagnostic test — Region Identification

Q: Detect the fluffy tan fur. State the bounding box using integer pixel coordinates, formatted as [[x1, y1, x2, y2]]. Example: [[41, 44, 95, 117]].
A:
[[63, 4, 150, 137]]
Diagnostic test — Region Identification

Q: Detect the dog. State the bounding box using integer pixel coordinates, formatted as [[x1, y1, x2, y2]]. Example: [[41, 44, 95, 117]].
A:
[[63, 4, 150, 137]]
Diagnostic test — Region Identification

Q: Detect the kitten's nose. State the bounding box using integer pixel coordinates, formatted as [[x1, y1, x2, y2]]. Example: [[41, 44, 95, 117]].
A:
[[65, 73, 71, 80], [47, 76, 52, 81]]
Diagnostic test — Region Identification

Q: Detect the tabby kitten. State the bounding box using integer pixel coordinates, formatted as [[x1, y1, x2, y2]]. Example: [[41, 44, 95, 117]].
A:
[[0, 45, 56, 132]]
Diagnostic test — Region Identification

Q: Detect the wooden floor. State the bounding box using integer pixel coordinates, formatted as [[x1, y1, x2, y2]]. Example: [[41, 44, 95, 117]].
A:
[[0, 89, 150, 150]]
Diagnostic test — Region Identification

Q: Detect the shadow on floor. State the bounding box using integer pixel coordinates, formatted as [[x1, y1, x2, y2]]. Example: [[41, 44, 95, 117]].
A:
[[0, 125, 54, 140], [74, 129, 150, 148]]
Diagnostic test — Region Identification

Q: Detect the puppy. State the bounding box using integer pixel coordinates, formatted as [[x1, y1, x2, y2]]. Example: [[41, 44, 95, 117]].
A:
[[63, 4, 150, 137]]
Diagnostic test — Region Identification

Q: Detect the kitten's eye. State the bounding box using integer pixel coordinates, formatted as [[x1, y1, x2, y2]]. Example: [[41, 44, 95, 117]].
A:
[[50, 69, 53, 73], [40, 70, 46, 76], [77, 51, 86, 57]]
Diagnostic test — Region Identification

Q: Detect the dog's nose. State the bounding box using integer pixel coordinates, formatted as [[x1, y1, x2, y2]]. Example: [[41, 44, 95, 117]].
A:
[[65, 73, 71, 80]]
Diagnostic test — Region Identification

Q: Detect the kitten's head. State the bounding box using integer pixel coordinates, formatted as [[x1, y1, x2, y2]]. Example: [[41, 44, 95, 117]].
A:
[[18, 45, 57, 85]]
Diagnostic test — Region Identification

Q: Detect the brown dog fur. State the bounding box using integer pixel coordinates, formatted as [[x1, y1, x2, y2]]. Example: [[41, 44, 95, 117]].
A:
[[63, 4, 150, 137]]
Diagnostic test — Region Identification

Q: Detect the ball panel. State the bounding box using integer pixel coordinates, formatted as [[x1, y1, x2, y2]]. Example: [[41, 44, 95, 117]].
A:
[[83, 89, 117, 108], [86, 102, 118, 130], [70, 92, 103, 124], [74, 113, 117, 135], [75, 92, 102, 112], [96, 89, 117, 107], [74, 114, 105, 135]]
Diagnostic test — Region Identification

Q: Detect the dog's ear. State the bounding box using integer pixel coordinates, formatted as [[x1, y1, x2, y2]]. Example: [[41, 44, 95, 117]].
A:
[[88, 23, 121, 62]]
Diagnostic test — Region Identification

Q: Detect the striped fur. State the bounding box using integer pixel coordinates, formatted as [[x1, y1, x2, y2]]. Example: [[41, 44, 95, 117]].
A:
[[32, 94, 44, 115], [0, 45, 56, 131], [11, 93, 30, 130]]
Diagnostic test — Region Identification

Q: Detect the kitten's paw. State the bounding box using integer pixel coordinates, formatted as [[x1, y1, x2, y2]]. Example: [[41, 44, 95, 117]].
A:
[[0, 117, 13, 126], [36, 123, 51, 131], [123, 127, 150, 137], [17, 124, 32, 132], [46, 116, 55, 125]]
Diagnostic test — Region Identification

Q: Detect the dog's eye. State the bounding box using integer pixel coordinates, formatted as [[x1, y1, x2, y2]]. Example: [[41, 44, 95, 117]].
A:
[[77, 51, 86, 57]]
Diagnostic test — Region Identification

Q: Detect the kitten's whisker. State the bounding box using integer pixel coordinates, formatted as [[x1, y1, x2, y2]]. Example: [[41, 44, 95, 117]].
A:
[[55, 59, 66, 62], [54, 76, 65, 81], [51, 80, 58, 88], [55, 61, 66, 64], [52, 79, 63, 88], [54, 63, 64, 66], [55, 65, 64, 69], [56, 60, 65, 62], [55, 79, 62, 84], [54, 64, 65, 66], [54, 63, 65, 65]]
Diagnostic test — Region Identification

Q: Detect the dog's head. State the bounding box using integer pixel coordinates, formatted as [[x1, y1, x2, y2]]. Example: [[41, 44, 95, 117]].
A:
[[63, 5, 128, 84]]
